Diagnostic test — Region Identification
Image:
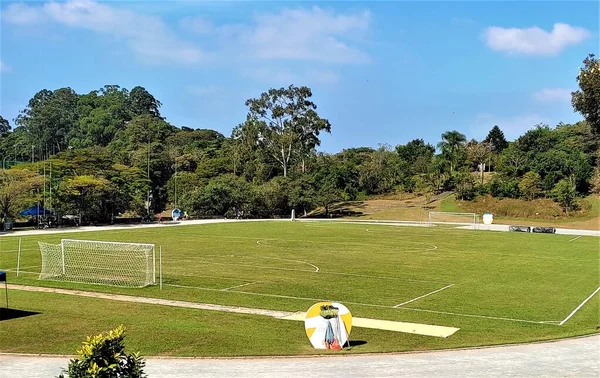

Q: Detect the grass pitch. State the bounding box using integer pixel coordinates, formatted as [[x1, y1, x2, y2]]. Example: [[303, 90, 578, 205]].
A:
[[1, 221, 598, 356]]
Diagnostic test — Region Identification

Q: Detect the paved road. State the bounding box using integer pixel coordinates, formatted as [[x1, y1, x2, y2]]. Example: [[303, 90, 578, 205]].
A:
[[1, 335, 598, 377]]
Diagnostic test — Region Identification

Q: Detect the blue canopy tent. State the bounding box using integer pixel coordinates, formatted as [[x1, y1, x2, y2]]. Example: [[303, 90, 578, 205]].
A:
[[19, 205, 53, 217]]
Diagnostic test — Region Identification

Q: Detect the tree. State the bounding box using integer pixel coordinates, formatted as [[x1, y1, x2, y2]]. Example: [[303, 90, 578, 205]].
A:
[[484, 125, 508, 152], [395, 139, 435, 174], [244, 85, 331, 177], [424, 156, 449, 193], [289, 175, 317, 216], [551, 178, 577, 213], [358, 144, 404, 194], [15, 88, 79, 155], [437, 130, 467, 173], [453, 171, 476, 200], [58, 175, 110, 224], [57, 325, 146, 378], [0, 115, 10, 136], [467, 140, 493, 184], [572, 54, 600, 134], [128, 86, 163, 119], [0, 169, 44, 224], [518, 171, 541, 200], [72, 86, 131, 147], [499, 144, 527, 177]]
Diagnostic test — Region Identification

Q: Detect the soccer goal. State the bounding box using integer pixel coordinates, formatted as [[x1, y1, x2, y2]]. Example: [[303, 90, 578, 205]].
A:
[[39, 239, 156, 288], [427, 211, 479, 230]]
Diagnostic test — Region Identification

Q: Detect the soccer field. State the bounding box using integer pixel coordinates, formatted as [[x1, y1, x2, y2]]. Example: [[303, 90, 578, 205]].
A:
[[1, 221, 598, 356]]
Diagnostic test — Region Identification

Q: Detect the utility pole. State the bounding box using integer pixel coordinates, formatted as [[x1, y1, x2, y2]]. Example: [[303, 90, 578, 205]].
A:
[[146, 134, 151, 219]]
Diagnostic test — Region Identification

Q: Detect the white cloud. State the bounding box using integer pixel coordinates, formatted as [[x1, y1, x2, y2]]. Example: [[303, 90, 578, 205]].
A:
[[3, 1, 369, 79], [2, 0, 207, 65], [1, 2, 45, 25], [533, 88, 573, 103], [483, 23, 590, 56], [181, 6, 372, 64]]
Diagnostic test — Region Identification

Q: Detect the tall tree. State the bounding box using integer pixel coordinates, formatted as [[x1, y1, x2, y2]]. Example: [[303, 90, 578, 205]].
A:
[[0, 115, 10, 136], [571, 54, 600, 134], [484, 125, 508, 152], [395, 138, 435, 174], [0, 169, 44, 223], [128, 86, 163, 119], [244, 85, 331, 177], [15, 88, 79, 155], [467, 140, 493, 184], [437, 130, 467, 173]]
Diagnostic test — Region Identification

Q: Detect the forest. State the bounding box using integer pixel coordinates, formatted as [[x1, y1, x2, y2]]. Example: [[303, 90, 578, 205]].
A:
[[0, 54, 598, 226]]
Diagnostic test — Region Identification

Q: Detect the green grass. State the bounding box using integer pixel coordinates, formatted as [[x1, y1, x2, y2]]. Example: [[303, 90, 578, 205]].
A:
[[1, 221, 599, 356]]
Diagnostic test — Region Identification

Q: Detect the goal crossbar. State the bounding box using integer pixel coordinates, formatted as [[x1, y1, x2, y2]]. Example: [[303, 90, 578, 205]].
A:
[[427, 211, 479, 229], [39, 239, 156, 288]]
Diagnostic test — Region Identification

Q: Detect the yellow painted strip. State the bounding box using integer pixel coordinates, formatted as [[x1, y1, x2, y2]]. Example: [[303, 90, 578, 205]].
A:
[[279, 312, 459, 338], [352, 318, 459, 338], [280, 312, 306, 321]]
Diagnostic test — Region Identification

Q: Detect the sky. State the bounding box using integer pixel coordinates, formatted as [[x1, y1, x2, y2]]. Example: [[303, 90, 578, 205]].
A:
[[0, 0, 598, 153]]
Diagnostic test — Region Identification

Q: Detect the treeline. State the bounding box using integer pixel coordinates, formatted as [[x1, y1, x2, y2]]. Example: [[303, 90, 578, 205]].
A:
[[0, 54, 598, 224]]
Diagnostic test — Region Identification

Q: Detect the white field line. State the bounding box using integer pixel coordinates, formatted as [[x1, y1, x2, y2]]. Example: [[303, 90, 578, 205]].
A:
[[177, 256, 444, 283], [1, 266, 40, 271], [221, 282, 257, 291], [9, 284, 292, 318], [568, 235, 583, 242], [559, 286, 600, 326], [399, 307, 558, 325], [1, 269, 39, 275], [393, 284, 455, 308], [182, 260, 316, 274], [165, 283, 393, 309], [316, 271, 446, 284], [164, 283, 556, 324], [7, 284, 458, 337]]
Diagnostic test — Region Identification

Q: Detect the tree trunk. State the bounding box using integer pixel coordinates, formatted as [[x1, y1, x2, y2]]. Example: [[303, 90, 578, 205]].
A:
[[481, 165, 484, 185], [281, 147, 287, 177]]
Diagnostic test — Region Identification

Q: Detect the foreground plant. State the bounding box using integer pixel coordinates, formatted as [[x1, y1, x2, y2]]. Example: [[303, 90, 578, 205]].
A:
[[58, 325, 146, 378]]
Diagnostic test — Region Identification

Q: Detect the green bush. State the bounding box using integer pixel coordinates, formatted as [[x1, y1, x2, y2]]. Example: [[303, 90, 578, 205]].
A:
[[58, 325, 146, 378]]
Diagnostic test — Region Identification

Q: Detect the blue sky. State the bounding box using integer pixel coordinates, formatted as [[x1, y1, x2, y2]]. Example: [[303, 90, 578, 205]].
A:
[[0, 1, 598, 153]]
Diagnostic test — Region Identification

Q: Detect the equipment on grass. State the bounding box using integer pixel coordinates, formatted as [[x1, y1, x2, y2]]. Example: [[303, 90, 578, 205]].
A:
[[532, 227, 556, 234], [39, 239, 156, 288], [509, 225, 531, 232], [428, 211, 478, 229], [304, 301, 352, 350]]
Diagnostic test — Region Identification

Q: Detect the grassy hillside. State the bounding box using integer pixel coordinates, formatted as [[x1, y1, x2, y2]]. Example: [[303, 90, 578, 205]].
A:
[[322, 194, 599, 230]]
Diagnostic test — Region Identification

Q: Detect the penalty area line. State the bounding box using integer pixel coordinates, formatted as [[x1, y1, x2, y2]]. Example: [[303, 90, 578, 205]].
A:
[[559, 286, 600, 326], [393, 284, 455, 308], [568, 235, 583, 242], [221, 282, 257, 291]]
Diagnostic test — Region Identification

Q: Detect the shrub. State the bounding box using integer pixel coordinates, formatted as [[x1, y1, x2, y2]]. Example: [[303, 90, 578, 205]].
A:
[[551, 179, 579, 213], [57, 325, 146, 378]]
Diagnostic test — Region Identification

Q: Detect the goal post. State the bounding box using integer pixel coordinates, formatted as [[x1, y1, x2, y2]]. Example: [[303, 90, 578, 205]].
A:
[[39, 239, 156, 288], [428, 211, 479, 230]]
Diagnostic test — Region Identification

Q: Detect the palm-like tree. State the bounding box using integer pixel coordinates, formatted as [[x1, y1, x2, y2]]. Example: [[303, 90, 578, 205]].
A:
[[437, 130, 467, 173]]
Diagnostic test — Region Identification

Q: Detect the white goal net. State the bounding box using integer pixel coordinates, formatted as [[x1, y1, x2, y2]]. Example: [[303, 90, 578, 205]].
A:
[[427, 211, 479, 230], [39, 239, 156, 287]]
